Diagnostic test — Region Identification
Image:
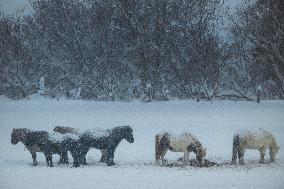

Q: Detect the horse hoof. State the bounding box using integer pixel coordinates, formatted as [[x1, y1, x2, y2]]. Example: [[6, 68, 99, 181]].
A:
[[72, 163, 80, 168], [107, 162, 115, 166], [33, 163, 38, 166]]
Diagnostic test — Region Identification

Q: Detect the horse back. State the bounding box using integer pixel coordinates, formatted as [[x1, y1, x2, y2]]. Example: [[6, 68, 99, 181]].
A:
[[237, 129, 274, 149], [25, 131, 49, 147]]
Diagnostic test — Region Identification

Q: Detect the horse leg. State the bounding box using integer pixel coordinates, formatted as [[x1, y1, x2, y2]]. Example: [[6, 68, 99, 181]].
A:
[[72, 154, 81, 168], [63, 152, 69, 164], [69, 148, 81, 167], [79, 149, 88, 165], [231, 146, 238, 165], [105, 148, 115, 166], [31, 151, 38, 166], [59, 152, 68, 165], [45, 153, 50, 167], [269, 149, 275, 163], [183, 150, 189, 163], [58, 154, 63, 165], [159, 149, 168, 164], [45, 153, 53, 167], [82, 152, 87, 165], [238, 147, 245, 165], [100, 149, 107, 163], [259, 147, 266, 164], [49, 154, 54, 167], [231, 134, 239, 165], [46, 153, 53, 167]]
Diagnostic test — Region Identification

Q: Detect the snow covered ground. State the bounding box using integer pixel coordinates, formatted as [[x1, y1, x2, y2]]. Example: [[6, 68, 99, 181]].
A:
[[0, 96, 284, 189]]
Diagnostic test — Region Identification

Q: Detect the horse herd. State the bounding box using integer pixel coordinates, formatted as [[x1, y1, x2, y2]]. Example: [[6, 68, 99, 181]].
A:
[[11, 126, 280, 168]]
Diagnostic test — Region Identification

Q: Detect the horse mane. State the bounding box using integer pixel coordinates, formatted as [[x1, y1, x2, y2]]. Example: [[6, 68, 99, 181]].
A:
[[269, 134, 278, 150], [111, 126, 133, 134], [155, 132, 171, 161], [11, 128, 32, 143], [13, 128, 31, 134]]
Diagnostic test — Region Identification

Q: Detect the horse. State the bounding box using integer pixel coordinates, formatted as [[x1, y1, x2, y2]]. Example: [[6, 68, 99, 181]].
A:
[[231, 128, 280, 165], [11, 128, 70, 166], [155, 132, 206, 166], [53, 126, 107, 163], [11, 128, 41, 166], [24, 131, 79, 167], [72, 126, 134, 167], [53, 126, 79, 134]]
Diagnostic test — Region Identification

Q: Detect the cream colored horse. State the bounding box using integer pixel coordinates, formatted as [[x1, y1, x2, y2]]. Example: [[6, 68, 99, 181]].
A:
[[155, 132, 206, 165], [231, 128, 280, 165]]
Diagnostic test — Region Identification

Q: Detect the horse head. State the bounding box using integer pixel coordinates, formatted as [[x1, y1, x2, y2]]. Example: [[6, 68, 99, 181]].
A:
[[269, 144, 280, 158], [188, 141, 206, 165], [123, 126, 134, 143], [113, 126, 134, 143], [198, 147, 206, 158], [53, 126, 62, 133], [11, 128, 30, 145], [155, 132, 170, 162]]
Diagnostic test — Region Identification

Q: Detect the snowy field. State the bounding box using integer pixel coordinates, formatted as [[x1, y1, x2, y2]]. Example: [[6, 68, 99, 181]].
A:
[[0, 96, 284, 189]]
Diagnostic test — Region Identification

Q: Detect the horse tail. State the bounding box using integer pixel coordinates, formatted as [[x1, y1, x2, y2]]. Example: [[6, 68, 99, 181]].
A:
[[155, 134, 160, 161], [231, 134, 240, 164]]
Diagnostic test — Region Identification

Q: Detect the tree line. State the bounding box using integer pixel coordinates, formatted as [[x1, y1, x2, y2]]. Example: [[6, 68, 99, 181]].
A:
[[0, 0, 283, 101]]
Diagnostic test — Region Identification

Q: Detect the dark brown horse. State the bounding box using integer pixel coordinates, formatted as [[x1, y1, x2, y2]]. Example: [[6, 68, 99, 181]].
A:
[[11, 128, 41, 166], [11, 128, 72, 166], [24, 131, 79, 167], [53, 126, 108, 163], [72, 126, 134, 167]]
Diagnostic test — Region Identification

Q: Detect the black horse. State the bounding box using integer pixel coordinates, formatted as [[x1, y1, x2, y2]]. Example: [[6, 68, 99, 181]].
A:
[[11, 128, 70, 166], [72, 126, 134, 167], [25, 131, 79, 167]]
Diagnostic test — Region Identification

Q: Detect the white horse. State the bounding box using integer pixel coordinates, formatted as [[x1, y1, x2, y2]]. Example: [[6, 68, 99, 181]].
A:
[[155, 132, 206, 166], [231, 128, 280, 165]]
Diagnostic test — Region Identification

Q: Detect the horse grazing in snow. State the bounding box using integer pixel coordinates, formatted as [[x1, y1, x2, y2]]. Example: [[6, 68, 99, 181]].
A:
[[72, 126, 134, 167], [155, 132, 206, 166], [231, 128, 280, 165]]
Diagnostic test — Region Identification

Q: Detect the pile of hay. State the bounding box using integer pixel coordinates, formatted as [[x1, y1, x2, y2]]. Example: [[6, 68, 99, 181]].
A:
[[161, 159, 219, 168]]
